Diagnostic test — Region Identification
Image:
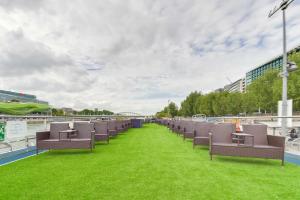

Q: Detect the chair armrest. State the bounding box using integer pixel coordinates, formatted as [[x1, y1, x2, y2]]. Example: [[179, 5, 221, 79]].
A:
[[91, 131, 95, 146], [36, 131, 50, 140], [267, 135, 285, 148], [209, 132, 213, 146]]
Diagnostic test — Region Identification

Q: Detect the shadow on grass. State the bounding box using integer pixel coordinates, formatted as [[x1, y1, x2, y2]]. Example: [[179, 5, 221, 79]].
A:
[[194, 146, 209, 150], [45, 149, 94, 156], [214, 156, 280, 166], [95, 142, 109, 146]]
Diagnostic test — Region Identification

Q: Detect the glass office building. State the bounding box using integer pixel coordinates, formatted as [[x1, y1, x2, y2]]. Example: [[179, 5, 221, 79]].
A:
[[246, 56, 283, 86], [246, 45, 300, 86], [0, 90, 48, 104]]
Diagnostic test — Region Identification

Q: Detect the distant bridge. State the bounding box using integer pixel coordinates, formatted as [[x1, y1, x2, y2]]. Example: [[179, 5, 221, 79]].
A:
[[115, 112, 143, 116], [0, 113, 153, 122]]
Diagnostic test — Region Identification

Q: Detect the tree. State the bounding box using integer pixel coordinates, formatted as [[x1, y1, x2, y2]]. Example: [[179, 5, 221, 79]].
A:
[[51, 108, 64, 116], [155, 102, 179, 118], [168, 102, 178, 117], [246, 70, 280, 114], [180, 91, 202, 116]]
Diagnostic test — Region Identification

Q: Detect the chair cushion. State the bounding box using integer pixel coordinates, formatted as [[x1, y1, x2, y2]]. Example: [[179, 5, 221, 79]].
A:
[[212, 142, 238, 147], [70, 138, 91, 142], [194, 136, 209, 139], [253, 145, 281, 149], [41, 139, 60, 142]]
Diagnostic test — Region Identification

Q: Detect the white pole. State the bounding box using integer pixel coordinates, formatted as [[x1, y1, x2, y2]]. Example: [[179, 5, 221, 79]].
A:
[[281, 8, 288, 135]]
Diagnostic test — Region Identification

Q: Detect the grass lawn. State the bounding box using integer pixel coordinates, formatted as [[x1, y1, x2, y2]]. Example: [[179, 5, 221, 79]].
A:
[[0, 123, 300, 199], [0, 102, 50, 115]]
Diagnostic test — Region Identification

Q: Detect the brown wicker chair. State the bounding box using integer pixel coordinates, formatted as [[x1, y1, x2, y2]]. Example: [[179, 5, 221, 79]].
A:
[[183, 121, 195, 140], [36, 122, 94, 153], [116, 120, 125, 133], [171, 120, 181, 135], [168, 120, 175, 132], [123, 120, 130, 130], [209, 123, 236, 159], [209, 123, 285, 165], [193, 122, 214, 147], [94, 121, 109, 144], [108, 120, 118, 137], [177, 120, 186, 135], [242, 124, 285, 165], [36, 122, 70, 153], [71, 122, 95, 149]]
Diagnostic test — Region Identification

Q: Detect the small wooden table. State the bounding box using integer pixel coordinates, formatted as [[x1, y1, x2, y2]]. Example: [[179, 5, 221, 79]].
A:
[[59, 130, 78, 140], [232, 132, 254, 146]]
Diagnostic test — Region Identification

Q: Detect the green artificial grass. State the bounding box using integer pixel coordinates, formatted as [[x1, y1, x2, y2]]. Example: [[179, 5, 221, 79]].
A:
[[0, 123, 300, 200], [0, 102, 50, 115]]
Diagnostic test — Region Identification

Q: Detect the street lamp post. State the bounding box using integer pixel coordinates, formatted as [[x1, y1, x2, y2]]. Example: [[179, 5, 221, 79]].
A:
[[268, 0, 295, 135], [167, 100, 171, 118]]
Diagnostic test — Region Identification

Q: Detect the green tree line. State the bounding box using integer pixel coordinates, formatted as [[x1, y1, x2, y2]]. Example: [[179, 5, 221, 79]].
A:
[[52, 108, 114, 116], [156, 51, 300, 118]]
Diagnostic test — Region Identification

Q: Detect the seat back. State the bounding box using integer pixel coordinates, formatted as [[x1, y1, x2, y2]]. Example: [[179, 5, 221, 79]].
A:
[[183, 121, 195, 133], [194, 122, 214, 137], [50, 122, 70, 139], [122, 120, 127, 128], [169, 120, 175, 128], [108, 120, 117, 130], [174, 120, 180, 128], [211, 123, 235, 143], [94, 121, 108, 135], [127, 120, 131, 127], [117, 120, 124, 129], [73, 122, 93, 139], [243, 124, 268, 145]]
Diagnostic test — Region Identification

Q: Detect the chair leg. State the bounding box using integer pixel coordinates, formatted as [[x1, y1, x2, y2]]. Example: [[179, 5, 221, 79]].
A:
[[210, 153, 212, 160], [282, 158, 284, 166], [36, 149, 38, 155]]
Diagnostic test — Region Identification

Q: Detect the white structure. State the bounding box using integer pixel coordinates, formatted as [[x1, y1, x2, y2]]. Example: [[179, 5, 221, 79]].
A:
[[278, 99, 293, 127], [5, 121, 27, 140]]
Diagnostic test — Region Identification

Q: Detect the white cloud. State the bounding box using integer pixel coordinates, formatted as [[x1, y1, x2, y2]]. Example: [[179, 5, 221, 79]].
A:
[[0, 0, 299, 114]]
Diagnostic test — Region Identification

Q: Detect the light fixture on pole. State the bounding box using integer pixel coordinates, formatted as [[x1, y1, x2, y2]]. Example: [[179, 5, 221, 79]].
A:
[[268, 0, 295, 135]]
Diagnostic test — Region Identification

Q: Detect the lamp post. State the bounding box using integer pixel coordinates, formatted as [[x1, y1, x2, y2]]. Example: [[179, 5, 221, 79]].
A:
[[168, 99, 171, 118], [268, 0, 295, 135]]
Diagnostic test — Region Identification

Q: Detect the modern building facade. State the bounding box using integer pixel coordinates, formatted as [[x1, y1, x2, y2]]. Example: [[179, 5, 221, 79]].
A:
[[246, 45, 300, 86], [224, 78, 245, 93], [0, 90, 48, 104]]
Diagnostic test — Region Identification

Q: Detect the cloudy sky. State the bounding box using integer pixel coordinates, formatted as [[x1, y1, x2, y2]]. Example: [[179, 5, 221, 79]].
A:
[[0, 0, 300, 114]]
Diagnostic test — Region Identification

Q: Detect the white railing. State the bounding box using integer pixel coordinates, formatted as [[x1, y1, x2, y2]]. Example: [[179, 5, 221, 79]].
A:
[[286, 138, 300, 152], [0, 135, 36, 154]]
